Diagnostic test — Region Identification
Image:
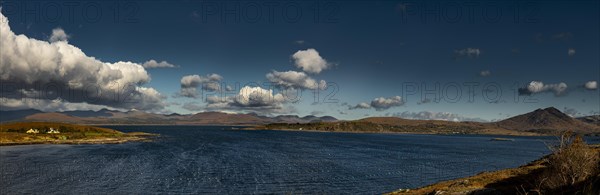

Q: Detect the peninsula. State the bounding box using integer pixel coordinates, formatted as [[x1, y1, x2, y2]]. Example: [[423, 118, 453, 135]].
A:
[[0, 122, 156, 146]]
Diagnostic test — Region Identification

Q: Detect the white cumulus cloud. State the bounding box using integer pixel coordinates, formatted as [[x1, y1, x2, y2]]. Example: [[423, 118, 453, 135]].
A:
[[49, 28, 69, 42], [585, 81, 597, 90], [0, 11, 166, 112], [235, 86, 286, 107], [266, 70, 327, 90], [178, 74, 223, 98], [349, 102, 371, 110], [371, 96, 404, 111], [205, 86, 290, 114], [350, 96, 404, 111], [291, 48, 331, 74], [519, 81, 568, 96]]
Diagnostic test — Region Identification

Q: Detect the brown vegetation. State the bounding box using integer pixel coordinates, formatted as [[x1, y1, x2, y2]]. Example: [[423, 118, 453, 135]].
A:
[[525, 132, 599, 194], [388, 132, 600, 195], [260, 119, 539, 136]]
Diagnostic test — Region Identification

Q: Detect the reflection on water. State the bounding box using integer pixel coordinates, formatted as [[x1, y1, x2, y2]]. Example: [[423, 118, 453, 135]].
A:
[[1, 126, 561, 194]]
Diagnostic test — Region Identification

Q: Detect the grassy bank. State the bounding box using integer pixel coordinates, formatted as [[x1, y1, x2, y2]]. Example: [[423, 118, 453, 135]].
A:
[[388, 133, 600, 195], [255, 121, 539, 136], [0, 122, 157, 146]]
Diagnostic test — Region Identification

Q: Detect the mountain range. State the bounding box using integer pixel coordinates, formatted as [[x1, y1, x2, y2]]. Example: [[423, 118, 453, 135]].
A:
[[0, 109, 338, 125], [1, 107, 598, 135], [262, 107, 600, 135]]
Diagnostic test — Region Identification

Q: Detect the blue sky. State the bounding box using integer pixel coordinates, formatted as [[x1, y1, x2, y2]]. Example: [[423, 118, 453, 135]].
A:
[[0, 0, 598, 121]]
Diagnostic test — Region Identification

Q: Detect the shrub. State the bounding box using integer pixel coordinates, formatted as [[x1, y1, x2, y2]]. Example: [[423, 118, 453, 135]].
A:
[[531, 132, 600, 194]]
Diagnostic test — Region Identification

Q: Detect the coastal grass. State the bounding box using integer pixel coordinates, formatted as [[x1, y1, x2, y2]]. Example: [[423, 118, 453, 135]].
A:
[[388, 132, 600, 195], [0, 122, 156, 145]]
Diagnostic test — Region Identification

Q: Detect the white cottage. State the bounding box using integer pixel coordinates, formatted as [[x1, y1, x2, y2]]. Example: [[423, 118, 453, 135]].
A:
[[26, 128, 39, 134], [47, 128, 60, 134]]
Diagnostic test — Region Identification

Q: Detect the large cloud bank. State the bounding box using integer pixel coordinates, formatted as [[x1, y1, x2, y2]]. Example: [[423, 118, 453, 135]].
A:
[[0, 11, 165, 111]]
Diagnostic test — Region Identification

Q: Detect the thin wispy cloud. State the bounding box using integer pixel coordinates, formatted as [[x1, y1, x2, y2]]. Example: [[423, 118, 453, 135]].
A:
[[142, 60, 178, 68], [454, 48, 481, 59], [389, 111, 487, 122], [350, 96, 404, 111], [480, 70, 491, 77], [568, 48, 576, 56]]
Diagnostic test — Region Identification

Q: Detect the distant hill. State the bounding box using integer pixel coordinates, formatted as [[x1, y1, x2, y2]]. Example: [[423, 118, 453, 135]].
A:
[[493, 107, 600, 134], [61, 109, 113, 117], [303, 115, 338, 122], [577, 115, 600, 126], [261, 107, 600, 135], [0, 109, 43, 122], [263, 117, 529, 135], [0, 109, 338, 125], [271, 115, 338, 123]]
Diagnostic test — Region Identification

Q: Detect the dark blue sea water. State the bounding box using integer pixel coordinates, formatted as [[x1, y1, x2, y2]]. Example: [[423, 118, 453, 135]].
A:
[[2, 126, 594, 194]]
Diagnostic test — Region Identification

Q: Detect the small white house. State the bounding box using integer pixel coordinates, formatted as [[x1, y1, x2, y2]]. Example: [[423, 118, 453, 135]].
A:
[[26, 128, 39, 134], [47, 128, 60, 134]]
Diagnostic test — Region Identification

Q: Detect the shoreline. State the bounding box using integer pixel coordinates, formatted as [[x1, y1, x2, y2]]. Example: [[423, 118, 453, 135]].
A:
[[4, 123, 597, 137], [387, 144, 600, 194], [88, 124, 252, 127], [387, 158, 547, 194], [0, 135, 154, 146], [240, 127, 545, 137]]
